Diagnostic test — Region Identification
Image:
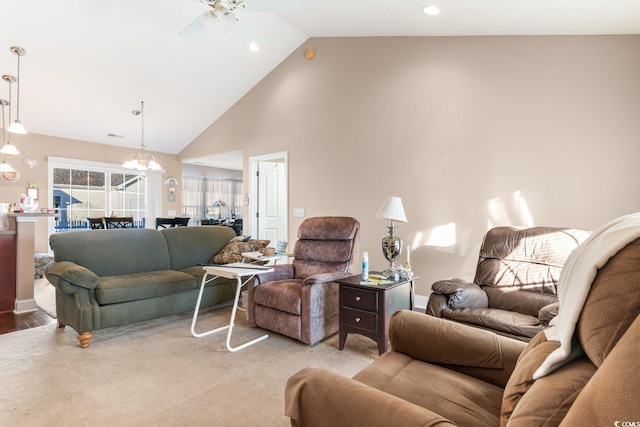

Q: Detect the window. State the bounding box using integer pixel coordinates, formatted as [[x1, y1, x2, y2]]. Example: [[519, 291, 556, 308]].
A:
[[182, 177, 242, 223], [52, 164, 146, 230]]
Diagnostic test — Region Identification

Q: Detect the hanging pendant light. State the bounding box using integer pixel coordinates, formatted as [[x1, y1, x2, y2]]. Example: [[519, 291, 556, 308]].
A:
[[0, 98, 19, 156], [0, 154, 14, 173], [123, 101, 162, 171], [7, 46, 27, 135]]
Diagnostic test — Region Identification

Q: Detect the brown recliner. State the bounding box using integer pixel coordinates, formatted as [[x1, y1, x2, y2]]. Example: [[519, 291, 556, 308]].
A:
[[285, 227, 640, 426], [427, 226, 591, 341], [246, 216, 360, 345]]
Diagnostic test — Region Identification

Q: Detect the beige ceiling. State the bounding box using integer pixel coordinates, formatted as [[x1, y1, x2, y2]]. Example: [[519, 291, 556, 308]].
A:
[[1, 0, 639, 161]]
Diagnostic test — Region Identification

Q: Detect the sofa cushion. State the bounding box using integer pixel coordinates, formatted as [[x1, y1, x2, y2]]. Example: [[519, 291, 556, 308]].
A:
[[442, 307, 545, 339], [49, 228, 171, 277], [501, 333, 559, 424], [96, 270, 197, 305], [577, 238, 640, 367], [354, 351, 503, 427], [484, 286, 558, 317], [161, 226, 237, 270], [209, 239, 270, 264], [253, 279, 303, 315], [506, 358, 595, 426]]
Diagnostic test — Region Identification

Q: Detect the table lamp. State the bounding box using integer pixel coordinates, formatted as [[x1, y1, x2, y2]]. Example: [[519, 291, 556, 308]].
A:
[[375, 196, 407, 280]]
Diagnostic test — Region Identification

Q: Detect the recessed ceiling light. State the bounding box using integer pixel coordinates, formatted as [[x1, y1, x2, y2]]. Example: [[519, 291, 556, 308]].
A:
[[422, 5, 440, 16], [249, 42, 260, 52]]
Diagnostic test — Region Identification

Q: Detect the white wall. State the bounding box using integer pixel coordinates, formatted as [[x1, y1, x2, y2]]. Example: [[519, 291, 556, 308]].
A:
[[180, 35, 640, 295]]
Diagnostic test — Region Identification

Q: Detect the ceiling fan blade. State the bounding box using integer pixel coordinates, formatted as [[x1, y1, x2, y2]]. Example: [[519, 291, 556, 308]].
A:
[[179, 11, 208, 38], [244, 0, 300, 12]]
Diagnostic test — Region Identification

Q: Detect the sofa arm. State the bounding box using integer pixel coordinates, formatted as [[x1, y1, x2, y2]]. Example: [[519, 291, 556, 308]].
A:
[[431, 278, 488, 309], [426, 293, 449, 317], [302, 272, 354, 286], [285, 367, 455, 427], [389, 310, 526, 387], [538, 301, 559, 324], [45, 261, 99, 292]]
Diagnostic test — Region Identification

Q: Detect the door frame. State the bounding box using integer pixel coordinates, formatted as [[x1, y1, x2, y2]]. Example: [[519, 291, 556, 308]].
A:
[[248, 151, 288, 243]]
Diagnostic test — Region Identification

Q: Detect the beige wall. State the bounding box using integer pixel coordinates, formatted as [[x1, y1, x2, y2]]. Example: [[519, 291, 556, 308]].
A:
[[180, 35, 640, 294], [0, 133, 181, 253]]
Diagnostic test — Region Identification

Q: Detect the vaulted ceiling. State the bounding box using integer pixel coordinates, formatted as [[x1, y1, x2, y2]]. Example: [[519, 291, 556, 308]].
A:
[[1, 0, 639, 158]]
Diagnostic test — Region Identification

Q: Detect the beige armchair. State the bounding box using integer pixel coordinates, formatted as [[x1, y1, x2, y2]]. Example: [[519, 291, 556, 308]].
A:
[[246, 216, 360, 345], [286, 228, 640, 426]]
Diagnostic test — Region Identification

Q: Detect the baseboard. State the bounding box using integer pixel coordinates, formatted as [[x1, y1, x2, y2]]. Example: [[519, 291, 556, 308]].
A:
[[14, 298, 37, 314], [413, 294, 428, 313]]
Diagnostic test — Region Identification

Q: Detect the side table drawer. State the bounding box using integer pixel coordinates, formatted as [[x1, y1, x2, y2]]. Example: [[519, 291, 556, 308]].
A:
[[342, 286, 378, 311], [342, 307, 378, 333]]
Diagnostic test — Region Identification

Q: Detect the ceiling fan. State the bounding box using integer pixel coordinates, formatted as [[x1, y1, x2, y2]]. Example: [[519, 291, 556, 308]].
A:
[[180, 0, 300, 45]]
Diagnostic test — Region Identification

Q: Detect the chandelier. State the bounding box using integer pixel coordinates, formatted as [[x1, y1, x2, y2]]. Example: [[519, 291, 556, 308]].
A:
[[123, 101, 161, 171]]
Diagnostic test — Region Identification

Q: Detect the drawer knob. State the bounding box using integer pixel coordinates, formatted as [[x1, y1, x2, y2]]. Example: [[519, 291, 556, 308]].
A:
[[355, 296, 361, 302], [355, 317, 361, 323]]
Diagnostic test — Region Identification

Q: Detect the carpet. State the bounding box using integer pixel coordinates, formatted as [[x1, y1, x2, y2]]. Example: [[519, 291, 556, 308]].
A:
[[33, 278, 56, 318], [0, 306, 378, 426]]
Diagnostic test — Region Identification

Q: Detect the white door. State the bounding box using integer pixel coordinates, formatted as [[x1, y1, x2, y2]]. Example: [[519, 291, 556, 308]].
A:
[[257, 160, 286, 248]]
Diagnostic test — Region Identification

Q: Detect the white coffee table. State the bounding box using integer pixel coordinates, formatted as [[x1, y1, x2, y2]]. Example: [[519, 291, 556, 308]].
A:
[[190, 262, 273, 352]]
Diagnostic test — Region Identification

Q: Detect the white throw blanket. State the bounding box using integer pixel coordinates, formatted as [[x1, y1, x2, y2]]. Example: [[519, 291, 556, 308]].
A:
[[533, 211, 640, 379]]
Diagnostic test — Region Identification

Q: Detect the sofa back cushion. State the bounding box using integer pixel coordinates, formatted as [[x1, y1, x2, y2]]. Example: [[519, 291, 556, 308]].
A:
[[49, 228, 171, 277], [292, 217, 360, 279], [474, 226, 591, 294], [577, 238, 640, 368], [500, 332, 595, 426], [160, 225, 236, 270]]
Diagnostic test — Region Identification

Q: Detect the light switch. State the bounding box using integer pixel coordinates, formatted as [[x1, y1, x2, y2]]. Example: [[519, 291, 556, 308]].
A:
[[293, 208, 305, 218], [168, 210, 177, 217]]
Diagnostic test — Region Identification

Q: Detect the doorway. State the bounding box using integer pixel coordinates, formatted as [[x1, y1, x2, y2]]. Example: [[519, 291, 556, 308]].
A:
[[248, 152, 288, 249]]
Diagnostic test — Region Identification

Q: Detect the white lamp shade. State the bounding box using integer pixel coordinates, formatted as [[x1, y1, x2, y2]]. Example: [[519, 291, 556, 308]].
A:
[[0, 143, 19, 156], [7, 120, 27, 135], [375, 196, 407, 223], [0, 161, 14, 172]]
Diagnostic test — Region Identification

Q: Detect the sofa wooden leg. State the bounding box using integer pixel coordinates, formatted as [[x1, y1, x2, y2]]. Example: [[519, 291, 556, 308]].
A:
[[77, 332, 94, 348], [58, 320, 66, 329]]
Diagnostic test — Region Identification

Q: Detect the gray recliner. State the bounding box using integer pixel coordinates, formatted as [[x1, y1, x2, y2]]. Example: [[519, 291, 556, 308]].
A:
[[246, 216, 360, 345], [427, 226, 591, 341]]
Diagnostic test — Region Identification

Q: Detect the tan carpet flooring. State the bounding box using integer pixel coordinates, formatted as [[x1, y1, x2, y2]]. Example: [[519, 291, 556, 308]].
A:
[[33, 278, 56, 318], [0, 305, 378, 426]]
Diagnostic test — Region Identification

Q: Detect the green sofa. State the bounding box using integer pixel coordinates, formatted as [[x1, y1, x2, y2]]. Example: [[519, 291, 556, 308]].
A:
[[45, 226, 238, 348]]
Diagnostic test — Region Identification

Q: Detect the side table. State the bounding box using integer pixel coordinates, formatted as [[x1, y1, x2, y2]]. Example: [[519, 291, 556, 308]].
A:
[[337, 273, 416, 355], [191, 262, 273, 352]]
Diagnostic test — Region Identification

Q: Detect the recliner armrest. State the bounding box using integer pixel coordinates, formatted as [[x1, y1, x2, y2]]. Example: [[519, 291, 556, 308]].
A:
[[431, 277, 489, 309], [253, 264, 294, 284], [389, 310, 526, 387], [285, 367, 455, 427], [302, 272, 354, 286]]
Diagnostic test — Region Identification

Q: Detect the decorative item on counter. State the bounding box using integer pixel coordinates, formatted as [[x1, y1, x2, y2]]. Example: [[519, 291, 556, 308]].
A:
[[19, 194, 38, 213]]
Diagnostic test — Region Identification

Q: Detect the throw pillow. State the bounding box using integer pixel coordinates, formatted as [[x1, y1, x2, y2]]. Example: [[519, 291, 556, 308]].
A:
[[210, 239, 270, 264]]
